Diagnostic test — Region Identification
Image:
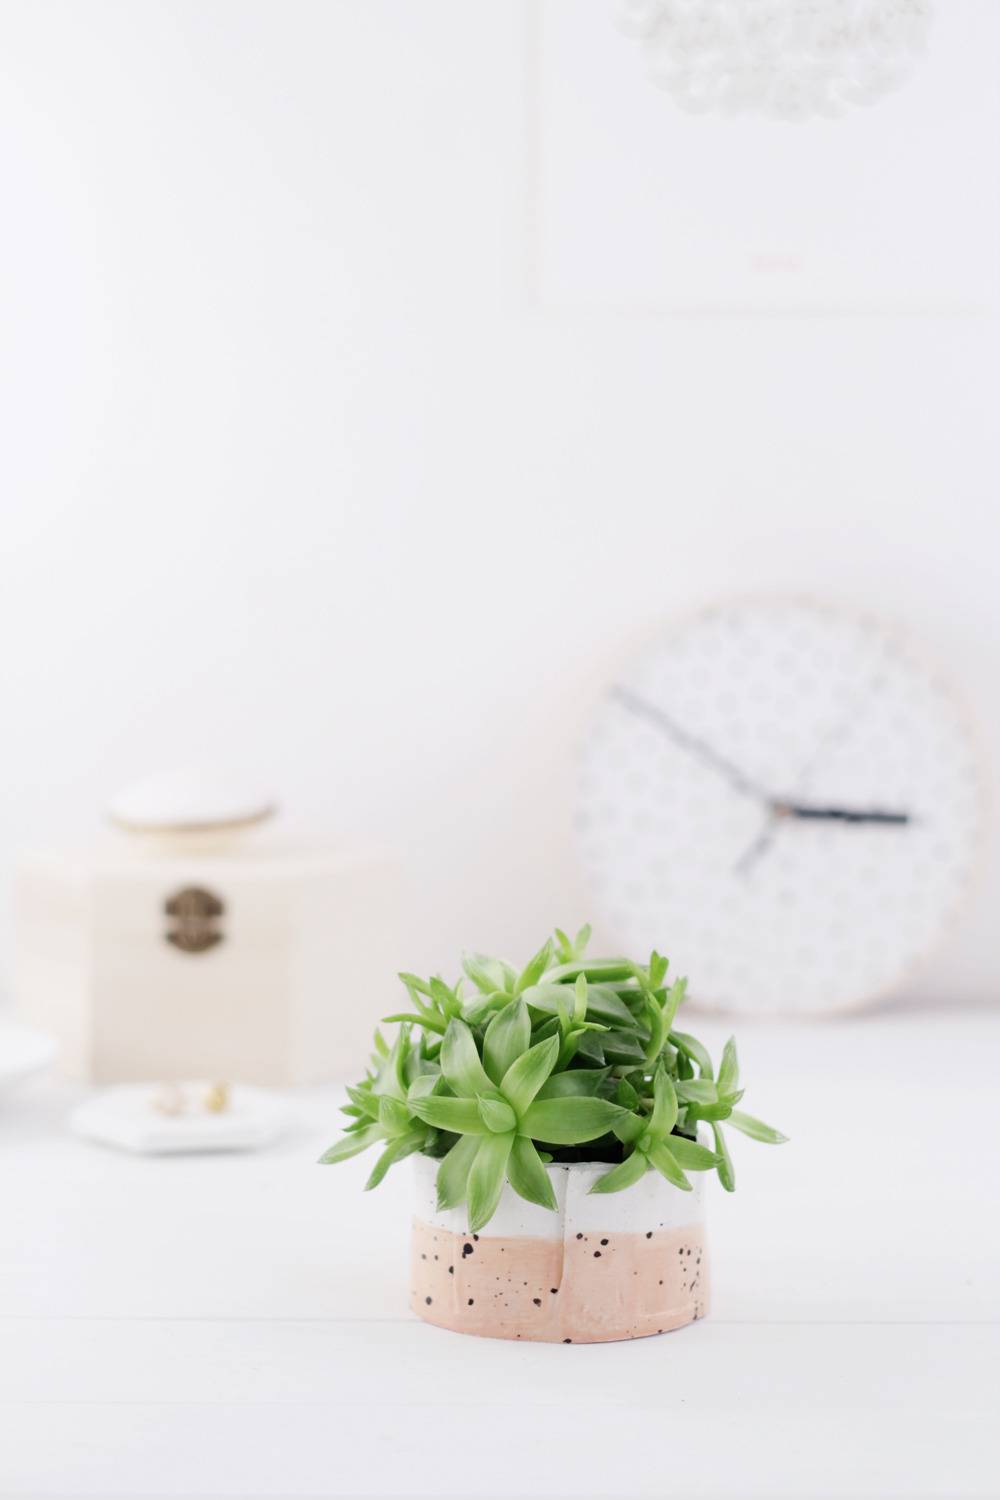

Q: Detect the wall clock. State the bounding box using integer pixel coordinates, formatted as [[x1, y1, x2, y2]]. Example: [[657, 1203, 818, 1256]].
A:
[[577, 599, 983, 1016]]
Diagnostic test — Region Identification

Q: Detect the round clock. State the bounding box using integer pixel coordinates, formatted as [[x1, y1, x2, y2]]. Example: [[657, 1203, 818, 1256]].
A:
[[576, 598, 983, 1016]]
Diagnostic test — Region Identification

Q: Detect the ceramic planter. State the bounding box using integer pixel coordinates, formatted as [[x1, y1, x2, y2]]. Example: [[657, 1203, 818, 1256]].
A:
[[410, 1154, 707, 1343]]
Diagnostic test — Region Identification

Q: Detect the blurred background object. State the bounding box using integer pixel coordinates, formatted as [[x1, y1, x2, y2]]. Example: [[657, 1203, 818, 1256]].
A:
[[616, 0, 934, 121], [69, 1079, 289, 1154], [0, 1013, 55, 1101], [578, 597, 983, 1014], [14, 774, 400, 1082], [0, 0, 997, 1020]]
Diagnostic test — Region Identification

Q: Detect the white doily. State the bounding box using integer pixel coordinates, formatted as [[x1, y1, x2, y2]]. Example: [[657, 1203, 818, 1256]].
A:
[[618, 0, 932, 120]]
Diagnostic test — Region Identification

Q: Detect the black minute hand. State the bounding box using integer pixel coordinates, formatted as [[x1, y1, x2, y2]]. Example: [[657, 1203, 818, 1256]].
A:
[[611, 687, 912, 829], [611, 685, 769, 802], [778, 803, 910, 826]]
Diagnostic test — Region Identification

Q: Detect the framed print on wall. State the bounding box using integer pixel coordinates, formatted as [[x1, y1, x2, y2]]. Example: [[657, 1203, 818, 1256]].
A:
[[526, 0, 1000, 314]]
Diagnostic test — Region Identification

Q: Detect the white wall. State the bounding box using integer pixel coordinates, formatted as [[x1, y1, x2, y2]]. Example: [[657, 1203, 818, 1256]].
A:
[[0, 0, 997, 1004]]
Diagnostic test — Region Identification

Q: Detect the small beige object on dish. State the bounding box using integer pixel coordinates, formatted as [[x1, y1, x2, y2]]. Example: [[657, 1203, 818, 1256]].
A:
[[71, 1083, 289, 1154], [150, 1080, 231, 1116], [409, 1155, 707, 1343]]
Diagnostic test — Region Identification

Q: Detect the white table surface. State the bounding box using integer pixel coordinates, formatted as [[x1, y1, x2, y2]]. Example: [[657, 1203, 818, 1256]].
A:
[[1, 1010, 997, 1499]]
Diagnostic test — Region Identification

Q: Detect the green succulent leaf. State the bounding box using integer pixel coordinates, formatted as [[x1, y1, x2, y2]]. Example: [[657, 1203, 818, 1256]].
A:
[[648, 1067, 679, 1142], [647, 1140, 693, 1191], [585, 985, 640, 1027], [544, 957, 633, 986], [381, 1011, 447, 1035], [717, 1037, 739, 1095], [713, 1123, 736, 1192], [441, 1018, 493, 1098], [405, 1047, 436, 1082], [398, 972, 433, 999], [462, 952, 517, 997], [345, 1084, 379, 1121], [553, 923, 592, 964], [614, 1077, 640, 1109], [461, 990, 505, 1024], [520, 1096, 626, 1146], [573, 1031, 606, 1065], [319, 1123, 384, 1164], [477, 1094, 518, 1134], [666, 1135, 719, 1171], [648, 951, 669, 990], [555, 1025, 578, 1071], [500, 1033, 560, 1118], [727, 1110, 788, 1144], [519, 983, 575, 1017], [364, 1129, 425, 1190], [676, 1078, 718, 1105], [589, 1149, 649, 1194], [536, 1068, 610, 1100], [430, 977, 464, 1020], [467, 1132, 515, 1232], [507, 1135, 557, 1210], [483, 998, 531, 1086], [600, 1031, 648, 1066], [377, 1096, 411, 1134], [406, 1072, 440, 1102], [372, 1029, 408, 1100], [642, 993, 669, 1065], [613, 1111, 646, 1146], [515, 939, 554, 994], [408, 1095, 488, 1135], [661, 976, 687, 1032], [435, 1132, 480, 1210], [686, 1100, 736, 1122], [520, 982, 634, 1028], [671, 1029, 713, 1078], [552, 927, 572, 962]]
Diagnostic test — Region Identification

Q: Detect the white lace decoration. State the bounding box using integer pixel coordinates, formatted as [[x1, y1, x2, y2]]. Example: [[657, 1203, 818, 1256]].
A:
[[618, 0, 932, 120]]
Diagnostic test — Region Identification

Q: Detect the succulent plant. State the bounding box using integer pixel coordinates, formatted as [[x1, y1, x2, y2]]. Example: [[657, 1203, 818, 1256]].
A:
[[321, 925, 786, 1232]]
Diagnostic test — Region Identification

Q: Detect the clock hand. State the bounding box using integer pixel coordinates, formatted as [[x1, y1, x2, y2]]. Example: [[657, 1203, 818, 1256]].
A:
[[733, 672, 896, 877], [615, 684, 913, 877], [734, 803, 910, 877], [611, 685, 770, 803], [778, 803, 910, 825], [733, 821, 779, 877]]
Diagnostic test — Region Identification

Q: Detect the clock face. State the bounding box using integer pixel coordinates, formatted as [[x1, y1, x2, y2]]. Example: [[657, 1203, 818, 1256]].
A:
[[577, 599, 982, 1016]]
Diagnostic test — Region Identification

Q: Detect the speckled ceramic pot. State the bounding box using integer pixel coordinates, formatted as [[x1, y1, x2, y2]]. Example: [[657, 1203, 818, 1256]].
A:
[[410, 1155, 707, 1343]]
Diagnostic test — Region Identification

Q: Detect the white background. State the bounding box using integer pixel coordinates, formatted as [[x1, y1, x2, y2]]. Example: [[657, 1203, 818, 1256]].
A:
[[1, 0, 998, 1003]]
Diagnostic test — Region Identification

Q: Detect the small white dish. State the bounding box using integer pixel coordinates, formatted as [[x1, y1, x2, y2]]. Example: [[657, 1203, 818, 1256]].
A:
[[0, 1016, 56, 1099], [108, 769, 277, 834], [70, 1083, 291, 1155]]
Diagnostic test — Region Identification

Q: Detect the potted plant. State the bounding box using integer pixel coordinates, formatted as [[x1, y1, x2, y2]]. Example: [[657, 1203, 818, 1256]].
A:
[[321, 925, 786, 1343]]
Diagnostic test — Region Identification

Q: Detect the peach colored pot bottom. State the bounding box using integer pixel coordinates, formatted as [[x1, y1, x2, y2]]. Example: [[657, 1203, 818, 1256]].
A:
[[410, 1219, 708, 1343]]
